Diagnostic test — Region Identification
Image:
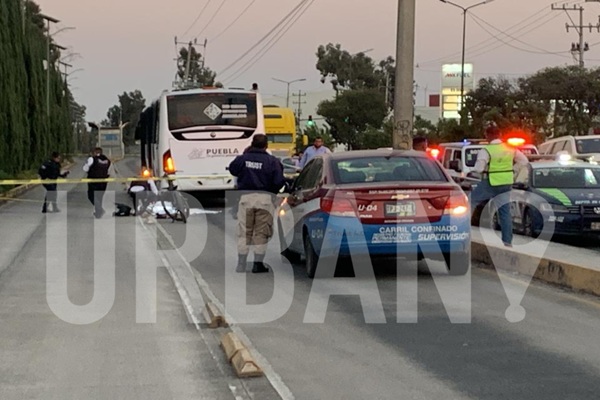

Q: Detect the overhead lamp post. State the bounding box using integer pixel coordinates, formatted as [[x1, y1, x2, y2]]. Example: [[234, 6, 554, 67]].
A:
[[439, 0, 494, 123], [40, 14, 60, 116], [272, 77, 306, 108]]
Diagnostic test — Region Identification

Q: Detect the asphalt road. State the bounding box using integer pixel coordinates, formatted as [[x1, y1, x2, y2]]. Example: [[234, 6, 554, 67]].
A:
[[0, 159, 267, 400], [110, 156, 600, 400], [4, 156, 600, 400]]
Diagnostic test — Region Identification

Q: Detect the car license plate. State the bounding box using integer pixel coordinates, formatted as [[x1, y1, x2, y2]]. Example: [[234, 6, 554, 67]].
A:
[[385, 202, 416, 217], [591, 222, 600, 231]]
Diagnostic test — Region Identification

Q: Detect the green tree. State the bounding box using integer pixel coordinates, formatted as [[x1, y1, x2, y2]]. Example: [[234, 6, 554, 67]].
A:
[[519, 66, 600, 138], [317, 89, 387, 150], [177, 45, 216, 88], [0, 0, 73, 177], [102, 90, 146, 145]]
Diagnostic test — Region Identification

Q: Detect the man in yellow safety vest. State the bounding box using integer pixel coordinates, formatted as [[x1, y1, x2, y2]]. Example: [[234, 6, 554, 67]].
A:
[[472, 125, 529, 247]]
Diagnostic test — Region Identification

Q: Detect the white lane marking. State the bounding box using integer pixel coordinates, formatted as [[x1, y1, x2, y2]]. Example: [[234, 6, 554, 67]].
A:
[[153, 221, 295, 400], [140, 219, 249, 400]]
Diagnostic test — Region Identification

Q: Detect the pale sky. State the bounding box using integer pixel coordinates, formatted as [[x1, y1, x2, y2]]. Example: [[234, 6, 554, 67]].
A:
[[36, 0, 600, 121]]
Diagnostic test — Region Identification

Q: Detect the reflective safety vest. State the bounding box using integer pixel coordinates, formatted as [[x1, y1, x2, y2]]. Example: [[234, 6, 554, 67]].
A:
[[486, 143, 514, 186]]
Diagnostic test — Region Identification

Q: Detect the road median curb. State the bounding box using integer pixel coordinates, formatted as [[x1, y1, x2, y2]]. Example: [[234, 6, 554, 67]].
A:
[[472, 240, 600, 297]]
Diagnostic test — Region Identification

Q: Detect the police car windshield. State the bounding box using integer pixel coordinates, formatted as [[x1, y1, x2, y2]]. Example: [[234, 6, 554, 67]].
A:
[[335, 156, 448, 184], [167, 93, 258, 131], [533, 167, 600, 188], [576, 138, 600, 154]]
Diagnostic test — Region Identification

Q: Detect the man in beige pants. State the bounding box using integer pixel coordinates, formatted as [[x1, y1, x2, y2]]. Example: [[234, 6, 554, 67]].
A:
[[229, 134, 286, 273]]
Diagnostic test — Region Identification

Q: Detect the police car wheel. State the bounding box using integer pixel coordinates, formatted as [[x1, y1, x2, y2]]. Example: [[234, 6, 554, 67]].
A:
[[523, 208, 540, 238], [444, 251, 470, 276], [304, 236, 319, 279]]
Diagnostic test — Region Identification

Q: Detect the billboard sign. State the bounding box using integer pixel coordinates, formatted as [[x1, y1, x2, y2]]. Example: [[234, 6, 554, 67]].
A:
[[441, 63, 474, 120]]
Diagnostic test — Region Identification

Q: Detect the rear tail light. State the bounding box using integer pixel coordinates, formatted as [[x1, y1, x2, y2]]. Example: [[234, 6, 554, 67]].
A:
[[430, 193, 469, 215], [320, 196, 357, 217], [444, 193, 469, 215], [163, 150, 176, 174]]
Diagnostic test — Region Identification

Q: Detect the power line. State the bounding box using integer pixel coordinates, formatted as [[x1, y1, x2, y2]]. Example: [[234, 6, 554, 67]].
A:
[[181, 0, 212, 38], [417, 2, 579, 66], [222, 0, 315, 84], [466, 11, 566, 59], [417, 5, 551, 66], [469, 13, 572, 57], [195, 0, 227, 41], [210, 0, 256, 43], [218, 0, 309, 76]]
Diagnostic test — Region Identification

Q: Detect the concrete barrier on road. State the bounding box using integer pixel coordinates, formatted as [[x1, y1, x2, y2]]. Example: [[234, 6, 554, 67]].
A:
[[220, 332, 264, 378], [472, 228, 600, 297]]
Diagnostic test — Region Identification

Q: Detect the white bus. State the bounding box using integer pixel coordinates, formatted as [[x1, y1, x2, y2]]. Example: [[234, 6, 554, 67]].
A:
[[136, 87, 265, 191]]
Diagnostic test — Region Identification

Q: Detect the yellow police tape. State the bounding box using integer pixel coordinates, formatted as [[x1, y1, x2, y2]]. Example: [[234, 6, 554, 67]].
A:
[[0, 173, 300, 186]]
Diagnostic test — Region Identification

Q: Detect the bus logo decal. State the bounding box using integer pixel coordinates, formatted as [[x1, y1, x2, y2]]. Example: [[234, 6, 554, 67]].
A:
[[204, 103, 222, 120], [188, 148, 206, 160]]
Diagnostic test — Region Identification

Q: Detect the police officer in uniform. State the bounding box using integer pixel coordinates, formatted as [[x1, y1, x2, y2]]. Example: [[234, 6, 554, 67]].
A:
[[39, 151, 69, 213], [229, 134, 285, 273], [83, 147, 112, 218], [472, 125, 528, 247]]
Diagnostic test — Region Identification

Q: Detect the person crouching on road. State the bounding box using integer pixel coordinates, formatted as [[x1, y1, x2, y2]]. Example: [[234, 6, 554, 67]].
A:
[[39, 151, 70, 213], [471, 125, 529, 247], [83, 147, 112, 219], [229, 134, 285, 273]]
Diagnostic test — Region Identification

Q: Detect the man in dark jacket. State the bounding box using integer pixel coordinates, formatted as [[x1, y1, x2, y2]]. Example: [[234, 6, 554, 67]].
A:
[[83, 147, 112, 218], [229, 134, 285, 273], [39, 152, 69, 213]]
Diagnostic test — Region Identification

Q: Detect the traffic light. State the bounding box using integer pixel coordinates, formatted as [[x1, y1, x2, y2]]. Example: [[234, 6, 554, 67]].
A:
[[306, 115, 315, 127]]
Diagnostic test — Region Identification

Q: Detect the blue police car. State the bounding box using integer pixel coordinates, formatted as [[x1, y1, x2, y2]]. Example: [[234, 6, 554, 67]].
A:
[[510, 157, 600, 237], [277, 150, 471, 278]]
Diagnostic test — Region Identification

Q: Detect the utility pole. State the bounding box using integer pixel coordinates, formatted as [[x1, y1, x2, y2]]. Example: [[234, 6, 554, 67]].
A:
[[552, 3, 600, 68], [273, 78, 306, 108], [200, 38, 208, 70], [393, 0, 416, 150], [21, 0, 26, 33], [293, 90, 307, 124], [384, 70, 391, 110], [174, 37, 197, 88], [184, 41, 193, 87], [58, 61, 71, 88], [41, 14, 60, 117]]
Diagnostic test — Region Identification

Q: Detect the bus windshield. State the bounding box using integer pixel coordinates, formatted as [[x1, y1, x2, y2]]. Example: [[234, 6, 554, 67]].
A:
[[167, 92, 258, 131]]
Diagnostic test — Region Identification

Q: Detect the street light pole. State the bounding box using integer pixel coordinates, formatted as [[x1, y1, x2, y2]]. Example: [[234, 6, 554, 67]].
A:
[[439, 0, 494, 124], [272, 78, 306, 108], [40, 14, 60, 116]]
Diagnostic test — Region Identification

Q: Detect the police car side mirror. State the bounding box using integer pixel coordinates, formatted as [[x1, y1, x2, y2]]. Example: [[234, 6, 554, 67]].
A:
[[449, 160, 461, 172]]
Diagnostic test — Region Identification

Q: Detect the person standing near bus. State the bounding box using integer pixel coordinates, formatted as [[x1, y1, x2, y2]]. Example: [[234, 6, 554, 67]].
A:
[[229, 134, 285, 273], [83, 147, 112, 219], [39, 152, 69, 213], [299, 136, 330, 168]]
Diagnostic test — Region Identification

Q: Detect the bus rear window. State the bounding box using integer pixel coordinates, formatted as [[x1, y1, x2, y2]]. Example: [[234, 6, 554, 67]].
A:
[[267, 134, 293, 143], [167, 93, 258, 130]]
